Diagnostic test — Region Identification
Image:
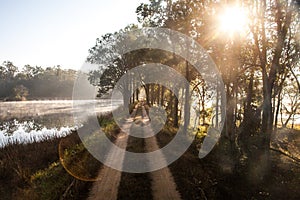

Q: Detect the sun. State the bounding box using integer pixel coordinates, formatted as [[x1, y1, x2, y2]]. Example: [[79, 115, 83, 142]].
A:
[[218, 6, 248, 35]]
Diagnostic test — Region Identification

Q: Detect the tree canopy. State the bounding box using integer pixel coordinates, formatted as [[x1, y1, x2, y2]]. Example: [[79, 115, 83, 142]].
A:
[[0, 61, 76, 100], [86, 1, 300, 177]]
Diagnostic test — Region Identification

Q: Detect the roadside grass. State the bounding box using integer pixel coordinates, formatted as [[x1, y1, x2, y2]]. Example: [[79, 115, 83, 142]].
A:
[[20, 161, 81, 200], [155, 125, 218, 199], [0, 113, 119, 199], [1, 132, 95, 200], [0, 137, 61, 200], [156, 125, 300, 200]]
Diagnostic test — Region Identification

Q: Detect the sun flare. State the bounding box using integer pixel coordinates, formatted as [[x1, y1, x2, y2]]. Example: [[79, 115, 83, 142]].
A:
[[218, 6, 248, 35]]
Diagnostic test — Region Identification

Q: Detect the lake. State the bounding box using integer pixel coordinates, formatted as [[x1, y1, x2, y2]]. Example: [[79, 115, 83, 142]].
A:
[[0, 100, 122, 147]]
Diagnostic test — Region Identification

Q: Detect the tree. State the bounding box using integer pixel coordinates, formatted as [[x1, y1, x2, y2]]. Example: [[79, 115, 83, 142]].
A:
[[247, 0, 299, 151], [12, 84, 29, 101], [0, 61, 18, 80], [281, 78, 300, 128]]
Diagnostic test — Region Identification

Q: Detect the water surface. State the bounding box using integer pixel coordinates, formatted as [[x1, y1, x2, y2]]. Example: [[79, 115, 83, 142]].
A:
[[0, 100, 122, 147]]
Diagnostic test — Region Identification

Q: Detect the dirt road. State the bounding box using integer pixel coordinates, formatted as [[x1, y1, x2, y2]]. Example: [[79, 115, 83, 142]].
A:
[[87, 104, 181, 200]]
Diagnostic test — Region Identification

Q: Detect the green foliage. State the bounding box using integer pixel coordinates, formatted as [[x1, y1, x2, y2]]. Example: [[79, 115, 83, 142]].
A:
[[97, 113, 120, 135], [29, 162, 72, 200]]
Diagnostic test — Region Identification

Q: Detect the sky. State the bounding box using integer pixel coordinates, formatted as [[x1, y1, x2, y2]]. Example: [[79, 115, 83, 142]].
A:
[[0, 0, 147, 70]]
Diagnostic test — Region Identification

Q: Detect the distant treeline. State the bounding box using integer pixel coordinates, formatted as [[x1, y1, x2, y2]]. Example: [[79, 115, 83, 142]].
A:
[[0, 61, 76, 101]]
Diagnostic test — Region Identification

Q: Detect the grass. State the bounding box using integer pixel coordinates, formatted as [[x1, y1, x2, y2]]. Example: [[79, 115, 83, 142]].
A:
[[0, 113, 120, 199], [59, 133, 103, 181], [24, 161, 74, 200], [155, 126, 218, 199], [0, 137, 61, 199], [0, 132, 96, 200], [155, 125, 300, 200]]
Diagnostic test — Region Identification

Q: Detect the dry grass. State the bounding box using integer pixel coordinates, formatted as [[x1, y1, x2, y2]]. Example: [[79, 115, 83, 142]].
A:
[[0, 113, 119, 200], [156, 126, 300, 200]]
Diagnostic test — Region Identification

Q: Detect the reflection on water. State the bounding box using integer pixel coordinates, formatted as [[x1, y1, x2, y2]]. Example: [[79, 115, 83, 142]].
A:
[[0, 100, 122, 147], [0, 120, 75, 148], [0, 119, 44, 135]]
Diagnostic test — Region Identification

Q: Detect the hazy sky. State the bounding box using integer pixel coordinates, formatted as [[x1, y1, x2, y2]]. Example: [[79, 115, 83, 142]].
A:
[[0, 0, 146, 70]]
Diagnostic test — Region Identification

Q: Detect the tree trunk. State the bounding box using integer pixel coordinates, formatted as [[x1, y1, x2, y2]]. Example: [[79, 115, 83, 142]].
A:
[[136, 88, 139, 101], [225, 84, 235, 141], [183, 61, 190, 133], [201, 84, 206, 125], [174, 92, 179, 128], [150, 84, 154, 105], [161, 86, 165, 106], [274, 87, 283, 131], [215, 86, 219, 128], [145, 84, 150, 105], [261, 86, 272, 149], [157, 84, 160, 105]]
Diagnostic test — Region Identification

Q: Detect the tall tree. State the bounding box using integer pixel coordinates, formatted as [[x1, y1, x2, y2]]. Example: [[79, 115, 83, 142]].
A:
[[248, 0, 299, 150]]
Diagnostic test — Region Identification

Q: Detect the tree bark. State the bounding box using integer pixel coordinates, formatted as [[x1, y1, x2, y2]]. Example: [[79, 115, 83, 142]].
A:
[[183, 61, 190, 133], [174, 91, 179, 128], [161, 86, 165, 106], [145, 84, 150, 105]]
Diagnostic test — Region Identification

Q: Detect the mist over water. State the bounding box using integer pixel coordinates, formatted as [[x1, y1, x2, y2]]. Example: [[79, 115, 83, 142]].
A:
[[0, 100, 122, 147]]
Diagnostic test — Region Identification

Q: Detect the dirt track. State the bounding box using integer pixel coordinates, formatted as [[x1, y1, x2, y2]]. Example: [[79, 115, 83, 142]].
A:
[[87, 104, 181, 200]]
